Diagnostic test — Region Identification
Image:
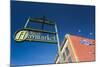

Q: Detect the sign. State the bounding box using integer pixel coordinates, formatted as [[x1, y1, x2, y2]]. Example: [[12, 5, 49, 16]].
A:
[[14, 17, 57, 44], [15, 30, 28, 41], [80, 40, 92, 45], [15, 29, 57, 43]]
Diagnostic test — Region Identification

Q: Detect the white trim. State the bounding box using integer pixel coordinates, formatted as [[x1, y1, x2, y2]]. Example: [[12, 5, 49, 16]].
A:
[[15, 0, 95, 6], [0, 0, 10, 67], [55, 35, 69, 63]]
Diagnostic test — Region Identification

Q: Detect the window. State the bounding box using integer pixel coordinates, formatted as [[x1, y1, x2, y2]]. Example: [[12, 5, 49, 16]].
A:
[[63, 52, 66, 61], [68, 57, 72, 63], [66, 47, 69, 56], [57, 61, 60, 64]]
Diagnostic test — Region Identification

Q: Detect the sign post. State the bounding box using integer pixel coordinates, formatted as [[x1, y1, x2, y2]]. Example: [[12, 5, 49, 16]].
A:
[[14, 16, 63, 63], [55, 23, 63, 63]]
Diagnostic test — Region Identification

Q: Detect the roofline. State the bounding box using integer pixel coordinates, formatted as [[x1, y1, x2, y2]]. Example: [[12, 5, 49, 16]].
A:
[[54, 34, 70, 63], [54, 34, 95, 63]]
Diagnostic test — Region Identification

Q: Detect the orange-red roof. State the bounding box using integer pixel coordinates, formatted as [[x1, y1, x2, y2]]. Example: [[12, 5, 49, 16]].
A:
[[69, 35, 95, 62]]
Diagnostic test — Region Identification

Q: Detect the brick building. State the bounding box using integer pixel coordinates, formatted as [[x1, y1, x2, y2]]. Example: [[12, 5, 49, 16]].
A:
[[55, 34, 95, 63]]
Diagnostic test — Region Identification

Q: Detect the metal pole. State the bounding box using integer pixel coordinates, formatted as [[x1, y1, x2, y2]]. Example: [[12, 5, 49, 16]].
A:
[[24, 17, 30, 28], [55, 23, 63, 63], [42, 16, 45, 30]]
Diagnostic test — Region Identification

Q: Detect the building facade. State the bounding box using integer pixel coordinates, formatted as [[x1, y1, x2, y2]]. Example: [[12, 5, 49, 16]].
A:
[[55, 34, 95, 63]]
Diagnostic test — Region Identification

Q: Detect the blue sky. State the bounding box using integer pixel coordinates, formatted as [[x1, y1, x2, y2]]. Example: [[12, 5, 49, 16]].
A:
[[11, 1, 95, 66]]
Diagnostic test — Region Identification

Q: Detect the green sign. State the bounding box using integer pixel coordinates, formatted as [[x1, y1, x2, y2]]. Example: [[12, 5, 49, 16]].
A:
[[14, 17, 57, 44]]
